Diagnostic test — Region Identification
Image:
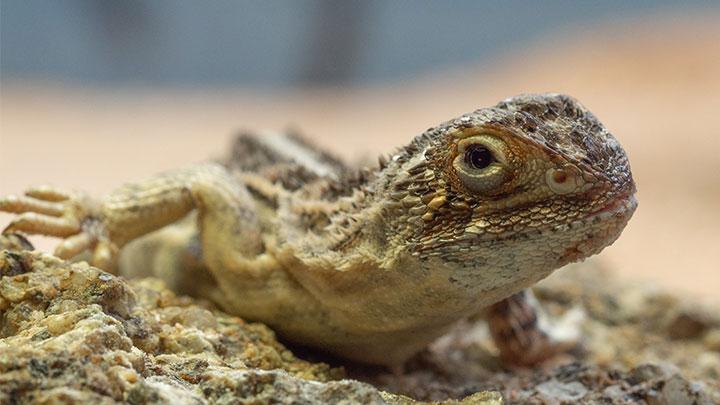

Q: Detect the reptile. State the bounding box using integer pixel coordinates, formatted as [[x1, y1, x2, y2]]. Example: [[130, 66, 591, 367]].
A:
[[0, 93, 636, 366]]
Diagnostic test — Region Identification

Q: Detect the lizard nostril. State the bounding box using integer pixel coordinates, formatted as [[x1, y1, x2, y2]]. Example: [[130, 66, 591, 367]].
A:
[[546, 168, 579, 195]]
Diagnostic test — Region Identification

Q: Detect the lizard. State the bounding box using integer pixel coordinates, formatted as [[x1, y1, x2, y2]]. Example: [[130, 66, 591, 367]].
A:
[[0, 93, 637, 367]]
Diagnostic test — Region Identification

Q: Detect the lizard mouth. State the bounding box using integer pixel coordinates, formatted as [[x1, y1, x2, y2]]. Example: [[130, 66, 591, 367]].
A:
[[547, 193, 637, 240], [468, 191, 637, 243], [586, 192, 638, 221], [557, 193, 637, 263]]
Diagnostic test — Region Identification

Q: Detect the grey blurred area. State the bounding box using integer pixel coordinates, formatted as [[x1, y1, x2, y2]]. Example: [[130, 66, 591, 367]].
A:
[[1, 0, 714, 87]]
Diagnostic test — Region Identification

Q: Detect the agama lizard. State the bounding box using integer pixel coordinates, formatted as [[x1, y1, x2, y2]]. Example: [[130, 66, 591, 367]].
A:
[[0, 93, 637, 366]]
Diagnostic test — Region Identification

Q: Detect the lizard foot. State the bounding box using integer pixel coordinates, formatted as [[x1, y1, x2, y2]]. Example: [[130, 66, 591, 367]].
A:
[[0, 186, 117, 269], [487, 289, 584, 367]]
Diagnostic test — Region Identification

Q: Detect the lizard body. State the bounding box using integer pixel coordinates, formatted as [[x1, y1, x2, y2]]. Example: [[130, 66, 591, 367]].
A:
[[0, 94, 636, 366]]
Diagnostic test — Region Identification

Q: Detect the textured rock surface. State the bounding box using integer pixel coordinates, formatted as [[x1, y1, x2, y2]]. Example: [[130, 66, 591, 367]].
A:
[[1, 233, 718, 404]]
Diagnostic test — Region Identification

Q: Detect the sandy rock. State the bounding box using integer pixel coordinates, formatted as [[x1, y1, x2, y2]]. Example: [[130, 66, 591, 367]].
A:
[[1, 234, 718, 403]]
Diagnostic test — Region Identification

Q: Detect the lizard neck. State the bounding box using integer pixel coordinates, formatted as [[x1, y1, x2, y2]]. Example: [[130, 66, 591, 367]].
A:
[[279, 131, 440, 263], [320, 139, 437, 262]]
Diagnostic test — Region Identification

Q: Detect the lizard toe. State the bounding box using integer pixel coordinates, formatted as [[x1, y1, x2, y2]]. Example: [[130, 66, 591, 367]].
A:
[[24, 185, 73, 202], [0, 194, 65, 216], [3, 212, 81, 237], [54, 232, 93, 259]]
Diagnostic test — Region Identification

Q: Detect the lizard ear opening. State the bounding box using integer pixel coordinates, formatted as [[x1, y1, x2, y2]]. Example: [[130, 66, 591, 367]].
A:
[[452, 135, 512, 194]]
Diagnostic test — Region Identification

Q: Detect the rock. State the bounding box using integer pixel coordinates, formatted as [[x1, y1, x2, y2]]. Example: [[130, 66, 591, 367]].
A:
[[704, 328, 720, 352], [666, 309, 717, 340], [1, 234, 719, 403], [535, 380, 588, 402], [0, 235, 499, 404], [646, 375, 713, 405], [627, 363, 676, 385]]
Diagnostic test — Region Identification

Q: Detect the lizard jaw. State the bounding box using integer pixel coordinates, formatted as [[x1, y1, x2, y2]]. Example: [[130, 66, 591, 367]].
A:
[[558, 193, 637, 264]]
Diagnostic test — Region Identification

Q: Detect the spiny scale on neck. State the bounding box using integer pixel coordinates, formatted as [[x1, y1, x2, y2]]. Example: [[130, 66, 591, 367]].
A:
[[318, 131, 444, 253]]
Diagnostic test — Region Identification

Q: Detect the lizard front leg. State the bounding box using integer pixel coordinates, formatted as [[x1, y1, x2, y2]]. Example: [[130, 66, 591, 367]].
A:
[[486, 289, 584, 366], [0, 163, 264, 272]]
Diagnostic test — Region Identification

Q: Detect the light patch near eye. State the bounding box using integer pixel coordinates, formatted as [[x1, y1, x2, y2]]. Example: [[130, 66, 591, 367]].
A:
[[545, 167, 583, 195]]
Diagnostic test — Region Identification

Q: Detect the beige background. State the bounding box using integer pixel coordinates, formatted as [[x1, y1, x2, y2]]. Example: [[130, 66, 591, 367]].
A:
[[1, 12, 718, 301]]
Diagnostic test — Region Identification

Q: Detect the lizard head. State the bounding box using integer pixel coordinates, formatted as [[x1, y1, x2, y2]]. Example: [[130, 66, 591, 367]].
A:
[[382, 93, 636, 290]]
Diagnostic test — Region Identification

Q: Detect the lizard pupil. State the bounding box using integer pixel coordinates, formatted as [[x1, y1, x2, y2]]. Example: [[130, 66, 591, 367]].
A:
[[464, 145, 494, 170]]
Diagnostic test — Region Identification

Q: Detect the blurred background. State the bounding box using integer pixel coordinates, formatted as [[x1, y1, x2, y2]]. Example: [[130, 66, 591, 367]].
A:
[[1, 1, 719, 300]]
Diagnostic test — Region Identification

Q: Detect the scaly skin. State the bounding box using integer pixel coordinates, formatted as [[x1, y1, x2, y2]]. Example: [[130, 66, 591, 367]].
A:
[[0, 94, 637, 366]]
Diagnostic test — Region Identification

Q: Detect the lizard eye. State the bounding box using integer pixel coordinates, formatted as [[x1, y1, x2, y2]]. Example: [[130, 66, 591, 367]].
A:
[[453, 135, 512, 194], [464, 145, 494, 170]]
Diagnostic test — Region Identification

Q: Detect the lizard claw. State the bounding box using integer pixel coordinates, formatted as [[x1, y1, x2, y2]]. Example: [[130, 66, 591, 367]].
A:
[[1, 186, 116, 268]]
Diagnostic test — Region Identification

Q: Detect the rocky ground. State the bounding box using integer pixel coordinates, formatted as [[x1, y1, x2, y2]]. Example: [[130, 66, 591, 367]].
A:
[[1, 233, 718, 404]]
